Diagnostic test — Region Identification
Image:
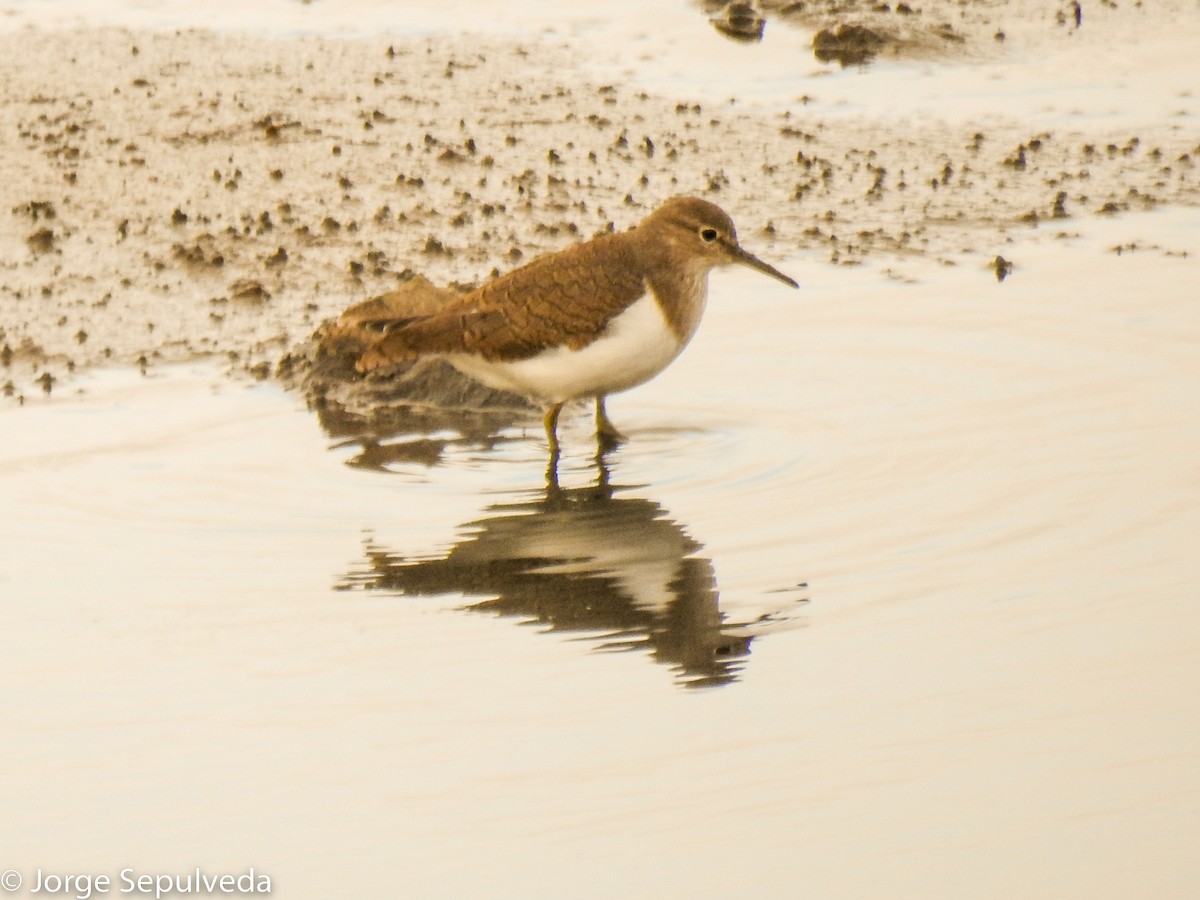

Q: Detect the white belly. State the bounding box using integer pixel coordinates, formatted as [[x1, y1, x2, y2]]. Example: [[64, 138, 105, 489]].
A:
[[448, 292, 690, 403]]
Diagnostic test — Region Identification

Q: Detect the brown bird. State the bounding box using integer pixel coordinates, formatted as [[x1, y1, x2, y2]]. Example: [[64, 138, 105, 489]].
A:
[[355, 196, 797, 454]]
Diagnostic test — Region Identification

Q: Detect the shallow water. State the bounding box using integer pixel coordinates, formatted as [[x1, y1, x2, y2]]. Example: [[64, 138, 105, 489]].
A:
[[3, 206, 1198, 896]]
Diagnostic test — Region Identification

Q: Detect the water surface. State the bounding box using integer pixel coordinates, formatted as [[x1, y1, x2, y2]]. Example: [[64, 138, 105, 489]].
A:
[[3, 207, 1198, 896]]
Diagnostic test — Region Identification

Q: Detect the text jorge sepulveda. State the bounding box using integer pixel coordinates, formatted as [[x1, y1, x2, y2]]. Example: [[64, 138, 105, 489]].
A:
[[24, 867, 271, 898]]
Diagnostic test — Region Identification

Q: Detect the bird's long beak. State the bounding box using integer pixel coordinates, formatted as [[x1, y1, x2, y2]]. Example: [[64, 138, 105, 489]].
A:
[[730, 244, 799, 288]]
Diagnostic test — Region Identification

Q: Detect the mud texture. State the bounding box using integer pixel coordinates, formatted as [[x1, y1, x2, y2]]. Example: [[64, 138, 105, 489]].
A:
[[706, 0, 1067, 61], [1, 18, 1198, 413]]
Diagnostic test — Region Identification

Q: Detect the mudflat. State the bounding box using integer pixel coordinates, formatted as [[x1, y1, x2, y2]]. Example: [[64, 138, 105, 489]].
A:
[[2, 2, 1196, 400]]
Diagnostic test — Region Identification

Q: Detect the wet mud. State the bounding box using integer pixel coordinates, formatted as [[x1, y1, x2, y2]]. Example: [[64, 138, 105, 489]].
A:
[[1, 11, 1198, 415], [706, 0, 1080, 61]]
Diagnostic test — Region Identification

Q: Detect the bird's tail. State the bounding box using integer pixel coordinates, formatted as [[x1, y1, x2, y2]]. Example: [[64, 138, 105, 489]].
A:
[[325, 275, 468, 374]]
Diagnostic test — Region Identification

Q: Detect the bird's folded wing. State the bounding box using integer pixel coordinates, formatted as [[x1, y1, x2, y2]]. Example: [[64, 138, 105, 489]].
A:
[[356, 235, 646, 372]]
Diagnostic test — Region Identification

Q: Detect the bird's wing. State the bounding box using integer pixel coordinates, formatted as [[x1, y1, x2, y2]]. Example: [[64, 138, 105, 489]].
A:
[[357, 234, 646, 372]]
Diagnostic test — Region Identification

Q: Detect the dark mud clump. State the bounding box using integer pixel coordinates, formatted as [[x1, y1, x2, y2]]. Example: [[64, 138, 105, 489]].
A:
[[812, 23, 889, 66], [26, 227, 58, 254], [708, 2, 767, 43]]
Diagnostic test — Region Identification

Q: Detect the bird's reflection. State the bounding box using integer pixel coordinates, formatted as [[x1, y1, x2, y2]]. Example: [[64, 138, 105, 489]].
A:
[[312, 386, 527, 470], [340, 457, 807, 688]]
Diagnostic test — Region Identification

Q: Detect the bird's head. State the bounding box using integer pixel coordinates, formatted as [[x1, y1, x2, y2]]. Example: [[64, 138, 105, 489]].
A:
[[638, 196, 798, 288]]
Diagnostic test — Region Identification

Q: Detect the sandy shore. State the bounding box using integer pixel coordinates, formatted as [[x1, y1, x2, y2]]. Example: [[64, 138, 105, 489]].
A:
[[1, 6, 1198, 402]]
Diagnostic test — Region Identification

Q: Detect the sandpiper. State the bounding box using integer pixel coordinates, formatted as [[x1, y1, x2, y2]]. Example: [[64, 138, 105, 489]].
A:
[[355, 196, 797, 454]]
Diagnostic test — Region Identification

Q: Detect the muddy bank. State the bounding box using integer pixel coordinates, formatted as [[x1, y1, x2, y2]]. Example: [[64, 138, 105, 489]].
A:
[[1, 23, 1198, 406], [710, 0, 974, 62], [708, 0, 1183, 62]]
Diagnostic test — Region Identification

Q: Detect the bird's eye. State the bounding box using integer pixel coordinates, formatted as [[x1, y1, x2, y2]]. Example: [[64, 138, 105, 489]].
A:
[[700, 228, 718, 242]]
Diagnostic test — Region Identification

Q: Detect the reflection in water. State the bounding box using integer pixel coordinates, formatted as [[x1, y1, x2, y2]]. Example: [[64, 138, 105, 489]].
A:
[[340, 460, 808, 688], [313, 391, 527, 471]]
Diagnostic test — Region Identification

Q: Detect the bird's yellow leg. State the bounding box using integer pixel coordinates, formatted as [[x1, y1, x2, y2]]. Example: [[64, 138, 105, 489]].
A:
[[595, 395, 625, 448], [543, 402, 565, 455]]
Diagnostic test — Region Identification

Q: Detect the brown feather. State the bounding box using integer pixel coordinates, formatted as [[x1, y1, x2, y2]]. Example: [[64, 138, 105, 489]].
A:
[[357, 230, 648, 372]]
